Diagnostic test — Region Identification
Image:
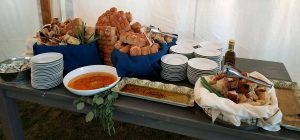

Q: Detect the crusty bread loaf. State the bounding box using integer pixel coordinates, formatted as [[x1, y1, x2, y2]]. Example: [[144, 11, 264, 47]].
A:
[[131, 22, 141, 33], [96, 26, 117, 37], [150, 43, 160, 54], [119, 32, 147, 47], [141, 46, 151, 55], [119, 46, 130, 54], [130, 46, 142, 56]]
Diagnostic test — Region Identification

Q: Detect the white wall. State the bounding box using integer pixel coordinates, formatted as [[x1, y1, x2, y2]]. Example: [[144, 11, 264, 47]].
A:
[[0, 0, 40, 59], [0, 0, 299, 83], [72, 0, 197, 39], [195, 0, 300, 83], [71, 0, 300, 83]]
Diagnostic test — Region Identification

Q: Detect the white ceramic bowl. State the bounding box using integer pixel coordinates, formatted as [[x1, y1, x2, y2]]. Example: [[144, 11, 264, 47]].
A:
[[63, 65, 121, 96], [199, 41, 224, 51], [176, 39, 199, 48]]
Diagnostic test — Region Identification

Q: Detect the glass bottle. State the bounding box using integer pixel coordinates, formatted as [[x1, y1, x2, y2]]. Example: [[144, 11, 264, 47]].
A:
[[224, 40, 236, 66]]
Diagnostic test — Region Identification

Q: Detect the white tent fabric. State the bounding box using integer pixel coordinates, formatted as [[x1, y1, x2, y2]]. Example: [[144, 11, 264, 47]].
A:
[[0, 0, 40, 59], [0, 0, 299, 84]]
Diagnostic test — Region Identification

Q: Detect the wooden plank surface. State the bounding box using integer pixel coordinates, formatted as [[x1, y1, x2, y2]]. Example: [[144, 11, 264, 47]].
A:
[[0, 58, 298, 140], [40, 0, 52, 25], [236, 58, 291, 81], [0, 89, 24, 140]]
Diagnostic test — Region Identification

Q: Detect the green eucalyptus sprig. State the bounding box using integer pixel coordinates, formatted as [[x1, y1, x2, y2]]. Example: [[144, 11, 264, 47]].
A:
[[73, 90, 119, 136], [75, 22, 100, 45]]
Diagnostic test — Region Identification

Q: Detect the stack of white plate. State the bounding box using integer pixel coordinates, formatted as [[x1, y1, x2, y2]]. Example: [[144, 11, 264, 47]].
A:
[[30, 53, 64, 89], [199, 41, 224, 51], [169, 44, 195, 59], [160, 54, 188, 81], [176, 39, 199, 49], [187, 58, 218, 84], [194, 48, 222, 70]]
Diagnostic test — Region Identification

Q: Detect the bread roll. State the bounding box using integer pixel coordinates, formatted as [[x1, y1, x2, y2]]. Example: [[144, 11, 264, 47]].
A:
[[114, 40, 123, 50], [150, 43, 160, 54], [131, 22, 141, 33], [130, 46, 142, 56], [98, 36, 118, 45], [119, 32, 147, 46], [141, 46, 150, 55], [120, 46, 130, 54], [96, 26, 116, 37], [125, 12, 132, 23]]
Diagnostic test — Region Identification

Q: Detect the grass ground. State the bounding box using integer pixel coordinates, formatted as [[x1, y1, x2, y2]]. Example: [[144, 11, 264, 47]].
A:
[[0, 101, 196, 140]]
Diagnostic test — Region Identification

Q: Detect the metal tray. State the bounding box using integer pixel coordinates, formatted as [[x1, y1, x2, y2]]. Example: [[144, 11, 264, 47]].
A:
[[111, 77, 194, 107], [272, 79, 300, 131]]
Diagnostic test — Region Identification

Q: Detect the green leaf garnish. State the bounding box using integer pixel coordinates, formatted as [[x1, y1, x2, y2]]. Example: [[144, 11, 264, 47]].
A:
[[85, 111, 94, 122], [76, 102, 85, 110]]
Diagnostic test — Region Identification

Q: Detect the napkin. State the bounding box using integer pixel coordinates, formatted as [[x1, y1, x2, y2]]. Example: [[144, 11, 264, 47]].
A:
[[194, 71, 282, 131]]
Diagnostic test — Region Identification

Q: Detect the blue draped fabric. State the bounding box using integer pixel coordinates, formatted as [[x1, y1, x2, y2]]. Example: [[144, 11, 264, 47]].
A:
[[33, 41, 101, 74], [111, 39, 177, 80]]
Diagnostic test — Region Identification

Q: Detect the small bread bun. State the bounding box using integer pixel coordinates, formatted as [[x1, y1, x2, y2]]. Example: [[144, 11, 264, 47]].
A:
[[150, 43, 160, 54], [119, 46, 130, 54], [141, 46, 151, 55], [114, 40, 123, 50], [130, 46, 142, 56], [131, 22, 141, 33]]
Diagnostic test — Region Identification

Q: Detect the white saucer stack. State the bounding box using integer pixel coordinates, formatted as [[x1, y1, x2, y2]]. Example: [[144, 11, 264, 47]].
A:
[[169, 44, 195, 59], [30, 52, 64, 89], [176, 39, 199, 49], [187, 58, 218, 84], [194, 48, 222, 71], [199, 41, 224, 51], [160, 54, 188, 81]]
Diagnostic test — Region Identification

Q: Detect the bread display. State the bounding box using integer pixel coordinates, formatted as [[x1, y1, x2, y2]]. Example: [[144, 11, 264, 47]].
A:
[[35, 18, 96, 46], [95, 7, 176, 65], [202, 72, 271, 106]]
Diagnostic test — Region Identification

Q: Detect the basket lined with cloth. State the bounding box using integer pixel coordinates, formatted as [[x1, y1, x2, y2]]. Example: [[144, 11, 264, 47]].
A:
[[194, 72, 283, 131], [111, 39, 177, 80], [33, 41, 101, 74]]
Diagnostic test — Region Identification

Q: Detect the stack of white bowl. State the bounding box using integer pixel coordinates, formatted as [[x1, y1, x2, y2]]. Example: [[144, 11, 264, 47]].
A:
[[187, 58, 218, 84], [169, 44, 195, 59], [30, 52, 64, 89], [160, 54, 188, 81], [198, 41, 224, 69], [199, 41, 224, 51], [194, 48, 222, 71]]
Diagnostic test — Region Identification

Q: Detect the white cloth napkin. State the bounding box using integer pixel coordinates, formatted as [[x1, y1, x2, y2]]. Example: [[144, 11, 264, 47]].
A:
[[194, 71, 282, 131]]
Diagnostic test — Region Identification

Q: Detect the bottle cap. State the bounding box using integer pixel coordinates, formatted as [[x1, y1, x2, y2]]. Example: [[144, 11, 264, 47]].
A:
[[229, 40, 235, 46]]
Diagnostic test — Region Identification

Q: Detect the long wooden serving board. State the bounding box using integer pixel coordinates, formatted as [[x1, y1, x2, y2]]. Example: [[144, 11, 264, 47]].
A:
[[111, 77, 194, 107], [272, 79, 300, 131]]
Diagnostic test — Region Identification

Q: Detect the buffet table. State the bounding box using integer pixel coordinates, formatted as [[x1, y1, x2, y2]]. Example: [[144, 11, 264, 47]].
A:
[[0, 58, 299, 140]]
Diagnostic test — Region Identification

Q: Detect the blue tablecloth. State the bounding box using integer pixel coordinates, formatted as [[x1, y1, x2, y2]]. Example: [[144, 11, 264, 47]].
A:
[[111, 39, 177, 80], [33, 41, 102, 74]]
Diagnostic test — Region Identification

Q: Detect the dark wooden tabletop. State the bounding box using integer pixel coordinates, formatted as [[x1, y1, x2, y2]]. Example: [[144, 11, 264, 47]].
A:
[[0, 58, 298, 140]]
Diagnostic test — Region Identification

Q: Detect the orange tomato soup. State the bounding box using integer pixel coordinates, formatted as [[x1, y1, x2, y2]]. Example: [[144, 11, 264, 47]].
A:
[[68, 72, 117, 90]]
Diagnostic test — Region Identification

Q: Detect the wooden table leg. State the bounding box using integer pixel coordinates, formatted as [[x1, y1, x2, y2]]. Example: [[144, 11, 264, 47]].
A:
[[0, 89, 24, 140]]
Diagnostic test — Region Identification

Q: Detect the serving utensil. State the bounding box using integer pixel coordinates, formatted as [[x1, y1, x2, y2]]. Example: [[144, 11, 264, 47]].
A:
[[149, 26, 178, 39], [222, 65, 273, 88]]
